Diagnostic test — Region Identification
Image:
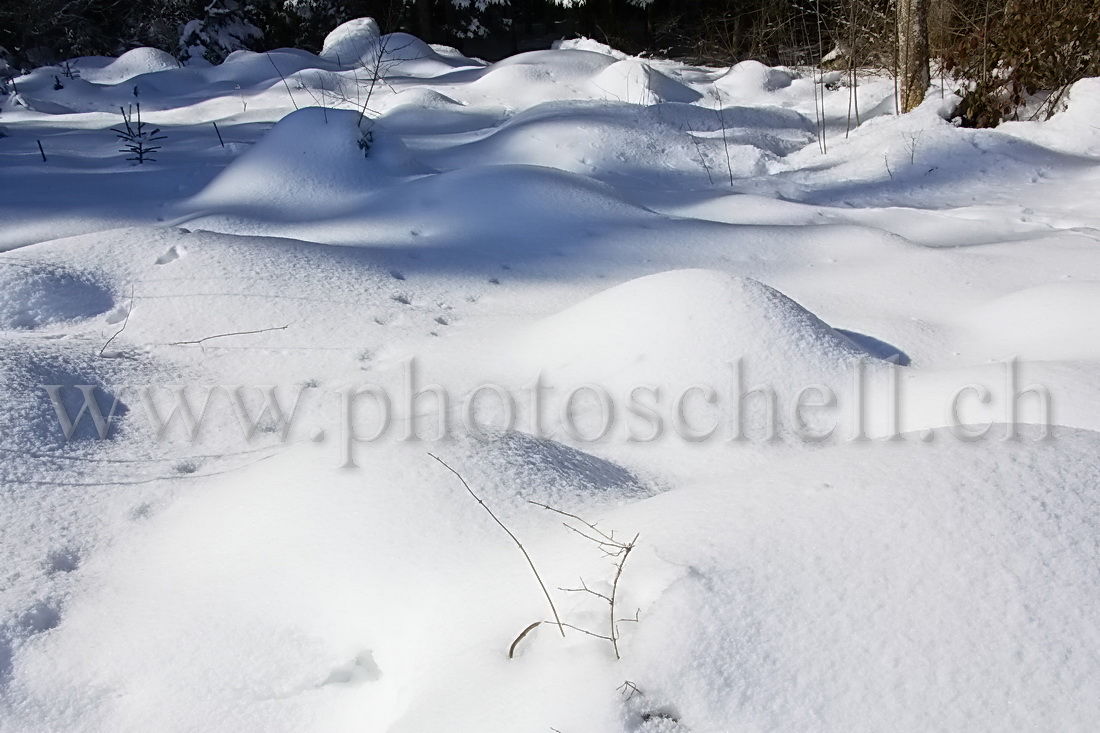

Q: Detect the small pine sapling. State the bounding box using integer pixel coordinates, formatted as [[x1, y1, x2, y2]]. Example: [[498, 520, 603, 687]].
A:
[[112, 104, 166, 164]]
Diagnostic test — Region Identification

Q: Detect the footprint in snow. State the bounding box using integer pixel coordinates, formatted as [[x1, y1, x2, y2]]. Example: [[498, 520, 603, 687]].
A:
[[173, 459, 200, 475], [392, 294, 411, 305], [130, 503, 154, 520], [9, 600, 61, 638], [322, 650, 381, 686], [155, 244, 184, 265], [389, 269, 406, 281], [104, 303, 131, 325], [44, 546, 81, 575]]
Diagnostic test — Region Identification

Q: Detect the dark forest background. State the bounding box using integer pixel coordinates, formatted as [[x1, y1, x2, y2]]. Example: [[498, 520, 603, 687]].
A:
[[0, 0, 1096, 126]]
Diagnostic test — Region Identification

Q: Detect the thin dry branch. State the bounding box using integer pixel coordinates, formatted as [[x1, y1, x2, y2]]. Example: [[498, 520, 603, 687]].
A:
[[528, 497, 639, 660], [609, 534, 640, 660], [713, 89, 736, 186], [509, 621, 541, 659], [167, 323, 291, 353], [618, 680, 643, 700], [266, 53, 299, 111], [560, 577, 612, 604], [99, 284, 135, 357], [527, 500, 620, 547], [429, 453, 565, 637]]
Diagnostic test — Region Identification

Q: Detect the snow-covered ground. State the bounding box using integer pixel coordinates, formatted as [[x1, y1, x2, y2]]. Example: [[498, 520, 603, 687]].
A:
[[2, 21, 1100, 732]]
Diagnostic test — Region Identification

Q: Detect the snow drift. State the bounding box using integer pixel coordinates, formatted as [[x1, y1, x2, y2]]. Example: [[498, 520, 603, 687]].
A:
[[515, 269, 873, 389], [186, 107, 430, 215]]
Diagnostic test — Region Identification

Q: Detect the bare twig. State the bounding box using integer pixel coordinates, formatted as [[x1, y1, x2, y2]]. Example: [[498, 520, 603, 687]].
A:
[[903, 130, 923, 164], [509, 621, 542, 658], [527, 500, 618, 546], [429, 454, 565, 637], [36, 139, 47, 162], [99, 284, 134, 357], [609, 534, 640, 660], [687, 127, 715, 185], [560, 577, 612, 604], [527, 498, 638, 660], [167, 323, 290, 351], [266, 53, 299, 111], [713, 88, 735, 186]]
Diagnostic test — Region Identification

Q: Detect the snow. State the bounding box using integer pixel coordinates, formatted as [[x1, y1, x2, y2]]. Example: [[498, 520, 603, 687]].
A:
[[185, 107, 430, 215], [320, 18, 382, 66], [76, 48, 182, 84], [590, 59, 702, 105], [511, 269, 873, 391], [2, 18, 1100, 733]]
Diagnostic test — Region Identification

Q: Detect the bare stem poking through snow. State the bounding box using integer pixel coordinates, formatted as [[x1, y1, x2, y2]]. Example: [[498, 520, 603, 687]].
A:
[[99, 284, 134, 357], [528, 500, 640, 661], [428, 453, 566, 639], [266, 53, 299, 111], [167, 323, 291, 353]]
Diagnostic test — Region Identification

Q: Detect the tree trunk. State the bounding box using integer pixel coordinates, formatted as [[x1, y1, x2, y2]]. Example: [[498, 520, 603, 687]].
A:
[[897, 0, 930, 112]]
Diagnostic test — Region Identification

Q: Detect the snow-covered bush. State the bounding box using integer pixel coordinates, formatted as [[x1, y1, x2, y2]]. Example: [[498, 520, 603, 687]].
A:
[[178, 0, 263, 65], [945, 0, 1100, 126]]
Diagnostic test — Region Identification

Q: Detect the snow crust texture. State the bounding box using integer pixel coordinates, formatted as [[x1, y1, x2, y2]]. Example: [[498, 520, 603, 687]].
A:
[[2, 18, 1100, 733]]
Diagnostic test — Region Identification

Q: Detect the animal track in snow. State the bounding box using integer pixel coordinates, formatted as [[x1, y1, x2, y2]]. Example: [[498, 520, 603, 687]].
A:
[[155, 245, 184, 265], [104, 302, 131, 325], [174, 459, 200, 474], [45, 547, 81, 575], [322, 650, 381, 686]]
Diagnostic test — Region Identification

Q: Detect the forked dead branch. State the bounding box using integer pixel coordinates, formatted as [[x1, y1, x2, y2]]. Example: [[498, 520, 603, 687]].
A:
[[428, 454, 640, 661]]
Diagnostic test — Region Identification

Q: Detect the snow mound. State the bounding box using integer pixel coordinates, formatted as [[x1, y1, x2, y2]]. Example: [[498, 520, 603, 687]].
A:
[[377, 87, 462, 112], [1017, 77, 1100, 155], [0, 265, 114, 330], [491, 49, 618, 78], [432, 101, 809, 185], [371, 33, 473, 77], [552, 37, 630, 60], [319, 17, 381, 66], [457, 50, 621, 108], [187, 107, 430, 215], [461, 431, 649, 511], [78, 47, 180, 84], [629, 430, 1100, 732], [963, 281, 1100, 360], [714, 60, 794, 97], [590, 59, 701, 105], [1061, 77, 1100, 119], [516, 269, 870, 388], [0, 344, 129, 448], [353, 164, 649, 241]]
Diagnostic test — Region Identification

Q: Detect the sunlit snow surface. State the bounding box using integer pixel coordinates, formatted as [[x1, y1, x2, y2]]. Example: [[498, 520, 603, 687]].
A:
[[2, 22, 1100, 733]]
